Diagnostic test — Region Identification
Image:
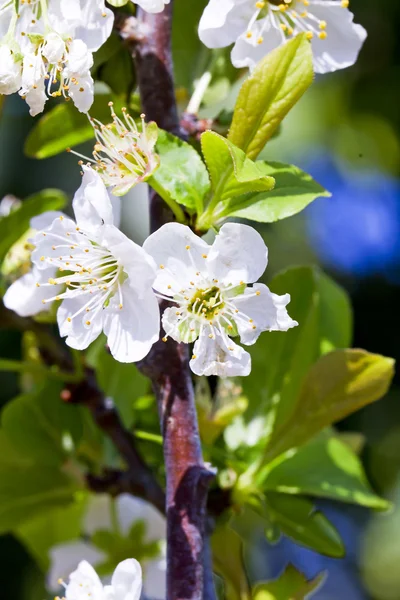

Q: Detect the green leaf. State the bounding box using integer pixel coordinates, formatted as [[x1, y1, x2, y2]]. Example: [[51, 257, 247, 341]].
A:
[[0, 458, 78, 534], [87, 336, 148, 427], [0, 189, 67, 264], [266, 349, 395, 461], [221, 161, 330, 223], [211, 524, 251, 600], [16, 495, 87, 570], [24, 93, 114, 159], [172, 0, 209, 90], [0, 380, 83, 533], [262, 432, 389, 510], [242, 266, 352, 428], [1, 380, 83, 466], [201, 131, 275, 200], [228, 34, 313, 159], [253, 564, 326, 600], [150, 129, 210, 213], [265, 493, 344, 557], [98, 46, 135, 98]]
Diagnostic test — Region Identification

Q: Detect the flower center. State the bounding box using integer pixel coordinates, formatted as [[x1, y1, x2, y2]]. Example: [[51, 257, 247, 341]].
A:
[[245, 0, 338, 44], [68, 103, 157, 194], [187, 285, 225, 320], [37, 219, 125, 324]]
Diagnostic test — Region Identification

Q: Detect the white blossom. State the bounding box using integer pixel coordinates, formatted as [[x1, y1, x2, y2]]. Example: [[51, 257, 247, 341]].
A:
[[4, 168, 159, 362], [0, 0, 113, 115], [58, 559, 142, 600], [48, 494, 166, 600], [198, 0, 367, 74], [143, 222, 297, 377], [0, 45, 22, 95], [68, 103, 159, 197], [3, 211, 64, 317]]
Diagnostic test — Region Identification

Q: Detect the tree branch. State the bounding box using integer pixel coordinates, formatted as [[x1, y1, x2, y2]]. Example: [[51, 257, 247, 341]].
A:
[[0, 300, 165, 514], [67, 372, 165, 515], [131, 4, 216, 598]]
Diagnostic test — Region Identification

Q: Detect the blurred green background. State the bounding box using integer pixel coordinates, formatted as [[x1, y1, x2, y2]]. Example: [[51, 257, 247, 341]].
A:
[[1, 0, 400, 597]]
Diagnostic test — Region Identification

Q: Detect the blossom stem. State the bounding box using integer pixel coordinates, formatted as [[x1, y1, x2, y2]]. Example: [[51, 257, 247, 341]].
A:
[[132, 4, 217, 599], [186, 71, 212, 115]]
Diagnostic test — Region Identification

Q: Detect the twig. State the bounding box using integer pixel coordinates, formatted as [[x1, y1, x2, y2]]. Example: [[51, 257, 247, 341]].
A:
[[66, 371, 165, 515], [0, 300, 165, 514], [131, 4, 217, 598]]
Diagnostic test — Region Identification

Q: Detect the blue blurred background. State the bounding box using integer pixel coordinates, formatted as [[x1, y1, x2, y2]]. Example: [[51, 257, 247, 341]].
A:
[[1, 0, 400, 597]]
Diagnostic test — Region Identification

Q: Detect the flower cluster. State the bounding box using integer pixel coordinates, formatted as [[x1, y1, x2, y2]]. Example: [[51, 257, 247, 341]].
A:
[[0, 0, 113, 115], [4, 167, 297, 375], [0, 0, 171, 116], [198, 0, 367, 73]]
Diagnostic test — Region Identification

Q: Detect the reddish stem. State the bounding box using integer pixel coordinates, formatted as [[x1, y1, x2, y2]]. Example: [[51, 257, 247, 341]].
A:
[[132, 4, 216, 598]]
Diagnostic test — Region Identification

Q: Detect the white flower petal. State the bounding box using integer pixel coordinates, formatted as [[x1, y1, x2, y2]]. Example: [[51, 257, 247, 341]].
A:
[[67, 72, 94, 113], [73, 0, 114, 52], [72, 167, 114, 229], [308, 2, 367, 73], [31, 215, 77, 269], [42, 32, 66, 64], [3, 266, 58, 317], [198, 0, 253, 49], [66, 39, 94, 74], [231, 17, 283, 70], [233, 283, 298, 345], [0, 46, 21, 95], [190, 329, 251, 377], [103, 286, 159, 363], [47, 541, 106, 592], [99, 225, 157, 295], [30, 210, 66, 231], [207, 222, 268, 285], [23, 84, 47, 117], [66, 560, 104, 600], [143, 223, 209, 295], [109, 559, 142, 600], [135, 0, 170, 14], [117, 495, 166, 542], [57, 296, 104, 350]]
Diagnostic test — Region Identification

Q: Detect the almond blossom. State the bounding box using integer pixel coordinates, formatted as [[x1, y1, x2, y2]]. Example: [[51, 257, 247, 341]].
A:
[[4, 168, 160, 362], [58, 558, 142, 600], [143, 222, 297, 377], [198, 0, 367, 74]]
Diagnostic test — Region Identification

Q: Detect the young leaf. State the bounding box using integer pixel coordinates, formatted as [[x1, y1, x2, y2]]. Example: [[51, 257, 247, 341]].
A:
[[242, 266, 352, 426], [266, 349, 395, 461], [253, 564, 326, 600], [219, 161, 330, 223], [262, 432, 389, 510], [265, 493, 345, 558], [24, 93, 115, 159], [0, 189, 67, 264], [150, 129, 210, 213], [228, 34, 313, 159], [201, 131, 275, 202]]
